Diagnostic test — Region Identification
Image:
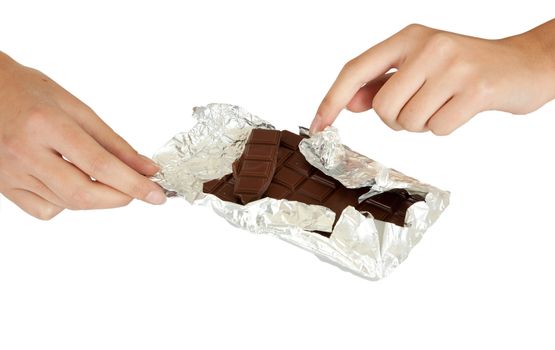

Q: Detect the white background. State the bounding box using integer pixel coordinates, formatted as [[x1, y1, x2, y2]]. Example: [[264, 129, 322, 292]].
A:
[[1, 1, 554, 349]]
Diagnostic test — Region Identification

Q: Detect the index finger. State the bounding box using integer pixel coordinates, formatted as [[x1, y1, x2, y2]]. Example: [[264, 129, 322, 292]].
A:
[[311, 32, 408, 133]]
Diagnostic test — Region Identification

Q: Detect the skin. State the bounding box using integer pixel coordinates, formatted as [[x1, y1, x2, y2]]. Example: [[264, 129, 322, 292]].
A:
[[0, 52, 166, 220], [3, 21, 555, 220], [310, 19, 555, 135]]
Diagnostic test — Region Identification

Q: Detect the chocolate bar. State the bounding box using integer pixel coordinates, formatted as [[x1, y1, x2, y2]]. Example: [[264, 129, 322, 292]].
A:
[[203, 129, 425, 236], [232, 129, 281, 204]]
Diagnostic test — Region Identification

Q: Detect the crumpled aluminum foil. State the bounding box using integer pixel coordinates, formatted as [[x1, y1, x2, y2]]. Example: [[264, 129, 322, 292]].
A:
[[152, 103, 450, 280]]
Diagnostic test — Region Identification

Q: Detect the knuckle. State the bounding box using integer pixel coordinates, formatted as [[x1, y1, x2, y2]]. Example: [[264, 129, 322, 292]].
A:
[[2, 105, 55, 157], [402, 23, 425, 34], [36, 204, 62, 221], [23, 105, 53, 132], [340, 57, 367, 86], [372, 95, 392, 121], [341, 58, 358, 74], [397, 114, 420, 132], [424, 32, 457, 57], [431, 128, 452, 136], [385, 121, 402, 131], [79, 102, 97, 116], [345, 99, 360, 112], [391, 124, 403, 131], [429, 121, 452, 136]]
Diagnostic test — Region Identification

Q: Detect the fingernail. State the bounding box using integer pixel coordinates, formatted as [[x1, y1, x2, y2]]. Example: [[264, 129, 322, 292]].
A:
[[145, 190, 166, 205], [309, 115, 321, 135], [140, 155, 160, 170]]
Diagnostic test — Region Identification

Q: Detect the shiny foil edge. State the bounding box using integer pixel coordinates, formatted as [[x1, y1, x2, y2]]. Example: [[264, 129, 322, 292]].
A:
[[152, 103, 450, 280]]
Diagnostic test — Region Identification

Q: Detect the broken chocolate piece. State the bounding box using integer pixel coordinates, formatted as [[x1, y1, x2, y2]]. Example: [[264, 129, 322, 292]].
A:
[[202, 129, 425, 236], [232, 129, 281, 204], [203, 174, 239, 203]]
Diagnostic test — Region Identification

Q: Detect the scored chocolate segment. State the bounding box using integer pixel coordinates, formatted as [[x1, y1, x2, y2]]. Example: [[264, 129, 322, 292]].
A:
[[202, 129, 425, 237], [203, 174, 240, 203], [232, 129, 281, 204], [266, 131, 370, 221]]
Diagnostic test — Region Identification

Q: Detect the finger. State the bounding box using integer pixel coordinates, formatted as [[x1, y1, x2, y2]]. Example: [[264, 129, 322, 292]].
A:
[[312, 33, 410, 133], [33, 152, 133, 210], [396, 77, 455, 132], [427, 94, 480, 135], [0, 167, 63, 207], [346, 73, 393, 113], [21, 175, 66, 208], [370, 58, 427, 131], [3, 188, 63, 220], [59, 101, 159, 176], [50, 119, 166, 205]]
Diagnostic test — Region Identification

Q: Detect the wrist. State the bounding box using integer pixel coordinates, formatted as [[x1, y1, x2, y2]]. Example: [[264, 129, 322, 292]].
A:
[[0, 51, 13, 68], [533, 23, 555, 95], [0, 52, 18, 90], [516, 20, 555, 100], [0, 51, 16, 76]]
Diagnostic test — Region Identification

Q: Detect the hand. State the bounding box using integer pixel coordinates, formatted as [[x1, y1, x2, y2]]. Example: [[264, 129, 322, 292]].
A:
[[0, 52, 165, 220], [311, 21, 555, 135]]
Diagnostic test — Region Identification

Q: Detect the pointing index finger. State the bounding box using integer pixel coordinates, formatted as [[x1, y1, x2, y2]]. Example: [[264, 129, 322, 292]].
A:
[[311, 32, 409, 133]]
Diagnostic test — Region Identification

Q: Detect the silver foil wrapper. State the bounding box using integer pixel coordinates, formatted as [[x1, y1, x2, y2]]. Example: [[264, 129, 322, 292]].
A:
[[153, 103, 450, 280]]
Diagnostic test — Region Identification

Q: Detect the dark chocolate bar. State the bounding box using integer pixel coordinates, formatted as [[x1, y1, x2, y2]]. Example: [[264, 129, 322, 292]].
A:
[[203, 129, 425, 237], [232, 129, 281, 204]]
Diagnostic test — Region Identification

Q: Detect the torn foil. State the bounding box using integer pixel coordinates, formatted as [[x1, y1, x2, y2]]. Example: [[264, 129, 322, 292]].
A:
[[153, 103, 450, 280]]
